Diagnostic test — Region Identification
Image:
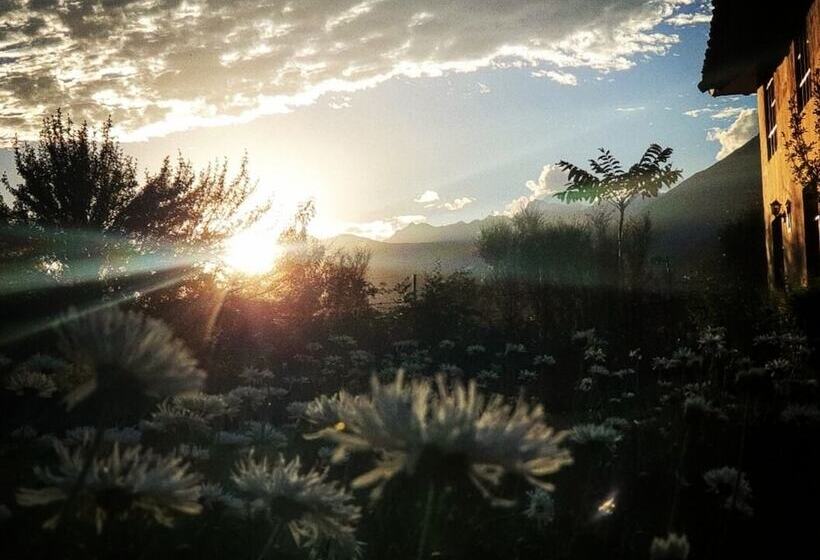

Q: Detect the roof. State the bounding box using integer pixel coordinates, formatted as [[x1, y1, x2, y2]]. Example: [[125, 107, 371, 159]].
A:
[[699, 0, 814, 96]]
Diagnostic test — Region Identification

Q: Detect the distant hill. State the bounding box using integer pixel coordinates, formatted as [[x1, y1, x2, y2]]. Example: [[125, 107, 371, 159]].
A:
[[325, 235, 484, 286], [328, 137, 763, 281], [385, 201, 589, 244], [643, 136, 762, 262]]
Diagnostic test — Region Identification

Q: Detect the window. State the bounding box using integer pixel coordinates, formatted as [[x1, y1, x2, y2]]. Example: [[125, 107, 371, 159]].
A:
[[795, 29, 812, 112], [765, 77, 778, 158]]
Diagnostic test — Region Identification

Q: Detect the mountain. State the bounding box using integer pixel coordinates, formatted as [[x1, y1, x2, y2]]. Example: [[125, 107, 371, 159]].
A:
[[643, 136, 762, 261], [385, 201, 589, 244], [328, 137, 763, 281], [325, 235, 484, 286]]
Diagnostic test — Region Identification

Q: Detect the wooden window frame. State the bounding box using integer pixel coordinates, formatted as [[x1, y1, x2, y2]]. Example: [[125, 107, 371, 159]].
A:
[[765, 77, 778, 159]]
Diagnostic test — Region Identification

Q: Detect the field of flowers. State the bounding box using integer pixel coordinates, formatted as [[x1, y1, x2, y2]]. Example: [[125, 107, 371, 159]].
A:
[[1, 301, 818, 560]]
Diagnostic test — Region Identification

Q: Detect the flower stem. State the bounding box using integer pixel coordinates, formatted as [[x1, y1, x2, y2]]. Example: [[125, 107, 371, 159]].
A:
[[415, 483, 436, 560]]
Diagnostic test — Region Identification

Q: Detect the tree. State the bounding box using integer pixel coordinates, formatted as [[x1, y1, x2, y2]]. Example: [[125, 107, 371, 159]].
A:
[[1, 110, 266, 289], [554, 144, 681, 266]]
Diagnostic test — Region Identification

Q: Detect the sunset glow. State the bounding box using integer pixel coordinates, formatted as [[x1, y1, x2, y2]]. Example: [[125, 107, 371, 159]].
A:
[[222, 229, 282, 276]]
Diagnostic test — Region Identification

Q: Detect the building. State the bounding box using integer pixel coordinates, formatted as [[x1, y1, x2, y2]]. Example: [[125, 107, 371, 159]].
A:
[[700, 0, 820, 290]]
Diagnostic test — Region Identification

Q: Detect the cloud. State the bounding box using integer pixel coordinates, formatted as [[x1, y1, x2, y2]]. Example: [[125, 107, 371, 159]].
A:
[[707, 108, 758, 160], [442, 196, 475, 211], [616, 106, 646, 112], [684, 107, 712, 118], [415, 189, 475, 211], [414, 190, 441, 204], [342, 214, 427, 240], [532, 69, 578, 86], [503, 163, 567, 215], [710, 106, 748, 120], [0, 0, 699, 141], [684, 106, 750, 120]]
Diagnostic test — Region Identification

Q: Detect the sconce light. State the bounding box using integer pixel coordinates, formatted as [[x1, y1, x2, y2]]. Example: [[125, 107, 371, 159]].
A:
[[770, 199, 784, 219]]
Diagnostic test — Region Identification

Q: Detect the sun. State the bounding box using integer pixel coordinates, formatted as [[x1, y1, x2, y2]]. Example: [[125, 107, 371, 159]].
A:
[[222, 229, 282, 276]]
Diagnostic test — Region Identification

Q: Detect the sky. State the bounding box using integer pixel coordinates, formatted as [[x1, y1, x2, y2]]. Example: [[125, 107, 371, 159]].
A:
[[0, 0, 759, 240]]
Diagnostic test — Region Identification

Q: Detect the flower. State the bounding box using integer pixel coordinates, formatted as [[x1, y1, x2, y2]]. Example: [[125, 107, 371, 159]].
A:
[[438, 339, 456, 350], [225, 385, 287, 412], [232, 453, 361, 555], [466, 345, 486, 356], [568, 423, 622, 451], [650, 533, 690, 560], [57, 307, 204, 408], [781, 404, 820, 426], [349, 350, 373, 369], [238, 367, 275, 386], [577, 377, 593, 392], [703, 466, 753, 517], [587, 364, 610, 376], [63, 426, 143, 447], [439, 363, 463, 377], [504, 343, 526, 355], [518, 369, 538, 383], [523, 489, 555, 526], [199, 483, 243, 511], [671, 347, 702, 367], [328, 335, 357, 348], [173, 393, 236, 419], [533, 354, 556, 366], [4, 370, 57, 398], [17, 442, 201, 532], [311, 373, 572, 502], [141, 402, 212, 442], [697, 326, 727, 357], [240, 422, 287, 448], [175, 444, 210, 462], [652, 357, 681, 372]]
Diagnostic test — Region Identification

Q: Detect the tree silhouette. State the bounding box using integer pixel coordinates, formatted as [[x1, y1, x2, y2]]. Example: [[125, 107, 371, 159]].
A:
[[554, 144, 681, 266], [1, 110, 266, 274]]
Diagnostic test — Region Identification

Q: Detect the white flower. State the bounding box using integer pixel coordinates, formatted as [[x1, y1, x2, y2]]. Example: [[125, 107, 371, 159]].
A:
[[240, 422, 287, 448], [438, 339, 456, 350], [577, 377, 593, 392], [703, 466, 753, 517], [214, 431, 252, 446], [312, 373, 572, 502], [141, 402, 212, 441], [57, 307, 204, 408], [199, 483, 243, 511], [466, 345, 486, 356], [587, 364, 610, 376], [533, 355, 556, 366], [781, 404, 820, 425], [523, 489, 555, 526], [439, 363, 463, 377], [349, 350, 373, 368], [4, 370, 57, 398], [173, 393, 236, 419], [286, 401, 310, 419], [17, 442, 201, 532], [62, 426, 142, 447], [569, 423, 622, 451], [175, 444, 210, 461], [697, 326, 727, 357], [305, 342, 324, 353], [650, 533, 690, 560], [328, 335, 357, 348], [504, 343, 526, 355], [232, 453, 361, 555], [238, 367, 275, 386], [517, 369, 538, 383]]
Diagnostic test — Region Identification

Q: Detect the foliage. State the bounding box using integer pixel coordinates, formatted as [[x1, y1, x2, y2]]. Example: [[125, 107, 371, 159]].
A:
[[554, 144, 682, 262]]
